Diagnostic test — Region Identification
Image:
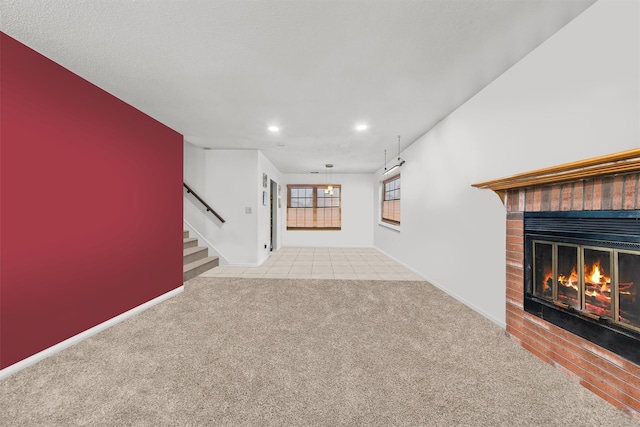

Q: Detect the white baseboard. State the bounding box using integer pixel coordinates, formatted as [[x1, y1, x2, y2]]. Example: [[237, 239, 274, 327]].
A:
[[0, 286, 184, 381], [373, 247, 506, 329]]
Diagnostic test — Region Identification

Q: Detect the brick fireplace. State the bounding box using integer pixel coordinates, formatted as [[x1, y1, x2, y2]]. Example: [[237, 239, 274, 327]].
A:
[[474, 149, 640, 420]]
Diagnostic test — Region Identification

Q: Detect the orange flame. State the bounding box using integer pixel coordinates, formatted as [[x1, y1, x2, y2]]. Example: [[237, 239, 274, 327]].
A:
[[586, 261, 609, 286], [584, 261, 611, 304], [557, 268, 579, 292], [542, 271, 553, 293]]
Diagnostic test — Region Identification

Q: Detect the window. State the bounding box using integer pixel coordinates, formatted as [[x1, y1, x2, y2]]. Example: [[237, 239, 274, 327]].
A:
[[287, 185, 341, 230], [381, 174, 400, 225]]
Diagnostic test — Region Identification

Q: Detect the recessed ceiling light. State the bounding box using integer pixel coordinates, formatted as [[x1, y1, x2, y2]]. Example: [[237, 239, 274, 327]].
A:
[[355, 124, 368, 131], [268, 126, 279, 132]]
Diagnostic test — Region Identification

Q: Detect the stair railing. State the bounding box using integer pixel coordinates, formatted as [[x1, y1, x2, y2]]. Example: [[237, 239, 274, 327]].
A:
[[183, 183, 225, 223]]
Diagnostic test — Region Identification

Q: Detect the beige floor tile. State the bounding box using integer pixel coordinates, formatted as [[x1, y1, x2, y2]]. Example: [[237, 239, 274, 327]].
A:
[[246, 267, 271, 274], [372, 267, 395, 274], [198, 269, 220, 277], [200, 248, 422, 283], [381, 261, 400, 267], [257, 261, 275, 268], [332, 266, 354, 273], [286, 273, 312, 279], [267, 264, 293, 273], [334, 273, 358, 280], [378, 273, 402, 280], [331, 261, 350, 267], [401, 272, 423, 281], [311, 273, 335, 279], [312, 261, 331, 268], [273, 259, 295, 266], [312, 271, 332, 278], [357, 273, 381, 280], [263, 273, 287, 278], [268, 267, 291, 274], [241, 273, 265, 278]]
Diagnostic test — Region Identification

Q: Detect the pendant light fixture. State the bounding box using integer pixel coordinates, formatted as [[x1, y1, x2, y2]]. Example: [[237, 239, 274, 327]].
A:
[[383, 135, 405, 176], [325, 164, 334, 195]]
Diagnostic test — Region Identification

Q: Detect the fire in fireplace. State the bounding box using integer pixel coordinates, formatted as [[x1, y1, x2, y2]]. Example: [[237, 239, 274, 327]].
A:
[[524, 210, 640, 363], [533, 241, 640, 328]]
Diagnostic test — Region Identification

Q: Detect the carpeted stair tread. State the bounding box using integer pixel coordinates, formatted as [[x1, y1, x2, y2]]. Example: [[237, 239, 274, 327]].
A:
[[183, 256, 219, 281], [183, 246, 208, 265], [183, 237, 198, 249]]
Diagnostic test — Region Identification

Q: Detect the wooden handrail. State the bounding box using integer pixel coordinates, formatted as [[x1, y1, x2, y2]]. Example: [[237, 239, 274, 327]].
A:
[[183, 183, 225, 223]]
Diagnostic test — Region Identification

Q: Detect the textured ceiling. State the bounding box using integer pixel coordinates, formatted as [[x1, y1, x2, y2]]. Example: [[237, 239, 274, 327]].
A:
[[1, 0, 596, 173]]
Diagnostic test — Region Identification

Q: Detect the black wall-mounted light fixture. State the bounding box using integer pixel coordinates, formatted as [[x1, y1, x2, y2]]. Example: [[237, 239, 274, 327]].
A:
[[384, 135, 405, 176]]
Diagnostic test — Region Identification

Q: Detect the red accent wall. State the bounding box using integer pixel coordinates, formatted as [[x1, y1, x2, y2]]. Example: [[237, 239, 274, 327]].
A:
[[0, 33, 183, 369]]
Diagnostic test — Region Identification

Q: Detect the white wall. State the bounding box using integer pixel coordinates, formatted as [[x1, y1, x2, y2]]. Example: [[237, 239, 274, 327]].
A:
[[282, 173, 374, 247], [183, 142, 224, 259], [257, 151, 283, 263], [184, 145, 284, 266], [374, 0, 639, 327]]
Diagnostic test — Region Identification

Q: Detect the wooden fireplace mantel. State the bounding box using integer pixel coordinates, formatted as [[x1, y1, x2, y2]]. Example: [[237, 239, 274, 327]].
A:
[[471, 148, 640, 203]]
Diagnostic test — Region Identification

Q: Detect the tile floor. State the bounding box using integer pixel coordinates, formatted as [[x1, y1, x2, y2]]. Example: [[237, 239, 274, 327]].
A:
[[199, 247, 424, 281]]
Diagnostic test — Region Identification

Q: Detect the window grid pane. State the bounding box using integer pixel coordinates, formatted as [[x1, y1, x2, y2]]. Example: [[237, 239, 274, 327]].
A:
[[287, 185, 341, 230], [382, 174, 400, 225]]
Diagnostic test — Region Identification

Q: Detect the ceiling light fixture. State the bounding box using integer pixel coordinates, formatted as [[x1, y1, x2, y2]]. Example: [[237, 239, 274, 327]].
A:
[[268, 125, 280, 132], [355, 123, 368, 131], [383, 135, 405, 176]]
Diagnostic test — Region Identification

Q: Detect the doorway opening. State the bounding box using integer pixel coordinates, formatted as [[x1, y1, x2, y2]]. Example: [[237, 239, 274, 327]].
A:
[[270, 179, 278, 251]]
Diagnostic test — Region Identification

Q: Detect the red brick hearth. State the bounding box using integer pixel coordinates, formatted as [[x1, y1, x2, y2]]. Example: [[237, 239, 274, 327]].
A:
[[474, 150, 640, 420]]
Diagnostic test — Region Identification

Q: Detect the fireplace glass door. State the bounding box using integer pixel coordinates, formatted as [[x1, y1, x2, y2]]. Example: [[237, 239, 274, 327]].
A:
[[557, 245, 579, 309], [532, 240, 640, 332], [583, 248, 612, 318], [618, 251, 640, 329], [533, 242, 552, 300]]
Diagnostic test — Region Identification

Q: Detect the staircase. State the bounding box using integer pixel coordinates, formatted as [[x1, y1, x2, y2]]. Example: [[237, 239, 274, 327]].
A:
[[183, 230, 219, 282]]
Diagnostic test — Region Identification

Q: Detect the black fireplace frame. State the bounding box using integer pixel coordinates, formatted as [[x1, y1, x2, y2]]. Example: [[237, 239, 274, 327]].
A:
[[523, 210, 640, 364]]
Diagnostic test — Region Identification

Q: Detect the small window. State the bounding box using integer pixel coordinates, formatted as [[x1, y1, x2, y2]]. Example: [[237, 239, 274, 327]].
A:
[[287, 184, 341, 230], [381, 174, 400, 225]]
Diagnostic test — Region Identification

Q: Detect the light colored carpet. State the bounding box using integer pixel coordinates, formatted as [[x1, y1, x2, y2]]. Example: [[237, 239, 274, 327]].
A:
[[1, 277, 637, 426]]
